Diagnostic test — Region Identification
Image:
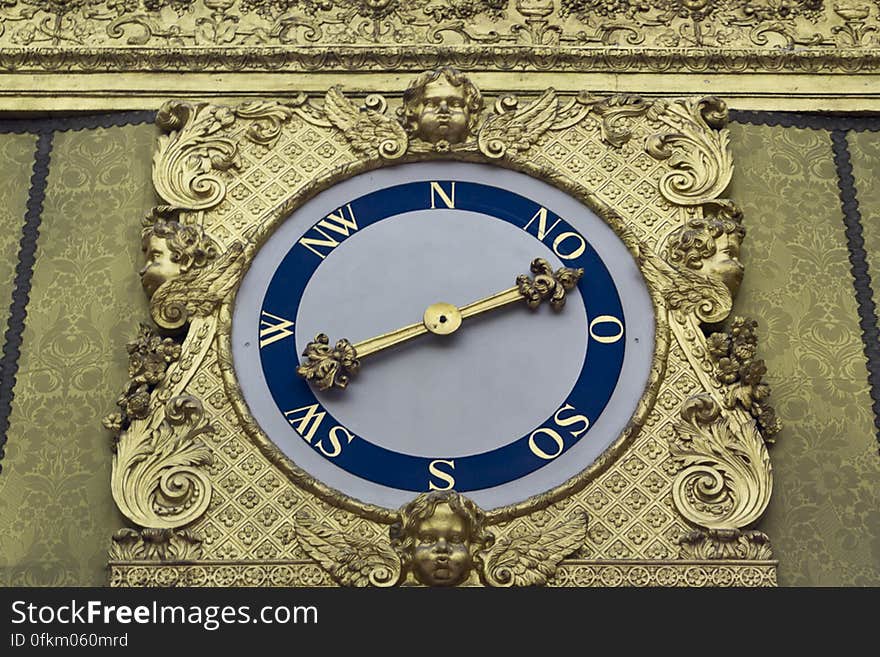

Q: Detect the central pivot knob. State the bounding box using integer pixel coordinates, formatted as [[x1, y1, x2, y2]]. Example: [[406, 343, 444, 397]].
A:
[[423, 302, 462, 335]]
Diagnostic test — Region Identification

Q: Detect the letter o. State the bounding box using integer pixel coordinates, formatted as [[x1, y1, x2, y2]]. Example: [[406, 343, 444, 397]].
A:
[[552, 232, 586, 260], [589, 315, 624, 344], [529, 428, 565, 460]]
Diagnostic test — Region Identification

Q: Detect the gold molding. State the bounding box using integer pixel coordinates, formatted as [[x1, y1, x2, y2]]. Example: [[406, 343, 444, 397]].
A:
[[109, 560, 778, 587], [1, 2, 880, 110], [2, 71, 880, 112], [107, 68, 779, 586]]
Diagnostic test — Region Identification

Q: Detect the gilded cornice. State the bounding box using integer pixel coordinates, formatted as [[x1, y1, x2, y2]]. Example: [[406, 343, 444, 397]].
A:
[[1, 1, 879, 80], [2, 1, 879, 109]]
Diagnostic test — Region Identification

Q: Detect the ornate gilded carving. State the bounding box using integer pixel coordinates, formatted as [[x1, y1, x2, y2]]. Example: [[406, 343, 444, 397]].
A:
[[657, 199, 777, 561], [478, 510, 588, 587], [677, 527, 773, 560], [403, 67, 483, 150], [153, 100, 304, 212], [296, 334, 360, 391], [109, 69, 777, 586], [478, 88, 559, 159], [706, 316, 782, 441], [139, 208, 220, 304], [149, 239, 245, 331], [295, 515, 402, 587], [111, 394, 215, 530], [109, 211, 245, 553], [670, 396, 773, 559], [109, 560, 778, 587], [103, 323, 182, 434], [646, 97, 733, 207], [154, 103, 241, 212], [516, 257, 584, 310], [296, 491, 588, 587], [324, 87, 408, 159], [3, 0, 878, 53], [576, 93, 655, 149], [667, 203, 745, 299], [110, 528, 205, 562], [324, 68, 570, 158]]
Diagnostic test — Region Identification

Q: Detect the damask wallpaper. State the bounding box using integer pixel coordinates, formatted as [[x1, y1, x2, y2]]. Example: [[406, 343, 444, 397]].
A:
[[728, 122, 880, 586], [0, 116, 877, 586], [848, 132, 880, 353], [0, 122, 154, 586], [0, 134, 39, 346]]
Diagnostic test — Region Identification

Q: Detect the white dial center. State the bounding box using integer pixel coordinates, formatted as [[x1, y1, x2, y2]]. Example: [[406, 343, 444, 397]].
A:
[[295, 209, 588, 459]]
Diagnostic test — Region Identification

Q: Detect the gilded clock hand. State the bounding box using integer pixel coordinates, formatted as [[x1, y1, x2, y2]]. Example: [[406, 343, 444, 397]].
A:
[[297, 258, 584, 391]]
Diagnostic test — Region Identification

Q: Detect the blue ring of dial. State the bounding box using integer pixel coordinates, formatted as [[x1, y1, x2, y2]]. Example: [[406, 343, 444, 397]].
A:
[[260, 180, 625, 493]]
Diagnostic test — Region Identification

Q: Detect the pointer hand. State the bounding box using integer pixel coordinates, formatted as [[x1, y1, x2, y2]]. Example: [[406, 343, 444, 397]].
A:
[[296, 258, 583, 391]]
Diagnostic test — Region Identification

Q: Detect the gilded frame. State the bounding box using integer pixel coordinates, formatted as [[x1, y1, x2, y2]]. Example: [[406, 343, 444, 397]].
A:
[[106, 72, 779, 587]]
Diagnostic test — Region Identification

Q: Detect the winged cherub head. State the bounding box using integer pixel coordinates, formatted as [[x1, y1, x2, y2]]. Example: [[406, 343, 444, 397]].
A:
[[140, 214, 218, 299], [667, 206, 746, 296], [390, 491, 494, 587], [400, 67, 483, 147]]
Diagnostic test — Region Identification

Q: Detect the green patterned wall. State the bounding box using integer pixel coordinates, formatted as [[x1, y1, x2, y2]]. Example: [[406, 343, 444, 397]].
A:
[[0, 123, 154, 586], [0, 118, 877, 586], [849, 132, 880, 338], [728, 124, 880, 586], [0, 134, 39, 340]]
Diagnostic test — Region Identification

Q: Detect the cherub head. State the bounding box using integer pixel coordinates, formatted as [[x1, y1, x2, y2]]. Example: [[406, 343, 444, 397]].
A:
[[390, 491, 493, 587], [400, 67, 483, 146], [140, 214, 218, 298], [667, 207, 746, 295]]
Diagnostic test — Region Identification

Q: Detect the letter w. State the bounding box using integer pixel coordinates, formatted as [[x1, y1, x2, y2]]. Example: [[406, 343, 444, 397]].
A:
[[298, 204, 358, 259], [260, 311, 295, 348]]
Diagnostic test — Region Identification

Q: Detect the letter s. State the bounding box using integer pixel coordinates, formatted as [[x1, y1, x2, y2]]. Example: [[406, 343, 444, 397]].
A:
[[428, 460, 455, 490]]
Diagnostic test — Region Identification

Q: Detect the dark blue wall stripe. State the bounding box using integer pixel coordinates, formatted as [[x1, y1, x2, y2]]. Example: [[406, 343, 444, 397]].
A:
[[731, 110, 880, 133], [0, 111, 156, 475], [831, 130, 880, 449], [0, 111, 155, 135], [0, 131, 52, 475]]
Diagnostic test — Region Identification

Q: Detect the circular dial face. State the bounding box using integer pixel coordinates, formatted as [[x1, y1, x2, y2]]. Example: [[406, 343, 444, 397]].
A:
[[232, 162, 654, 510]]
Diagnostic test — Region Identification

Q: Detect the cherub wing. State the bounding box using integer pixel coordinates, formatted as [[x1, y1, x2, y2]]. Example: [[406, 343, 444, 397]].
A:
[[478, 511, 588, 587], [296, 516, 402, 588], [478, 89, 559, 159], [150, 242, 247, 330], [323, 87, 408, 159], [640, 249, 732, 324]]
